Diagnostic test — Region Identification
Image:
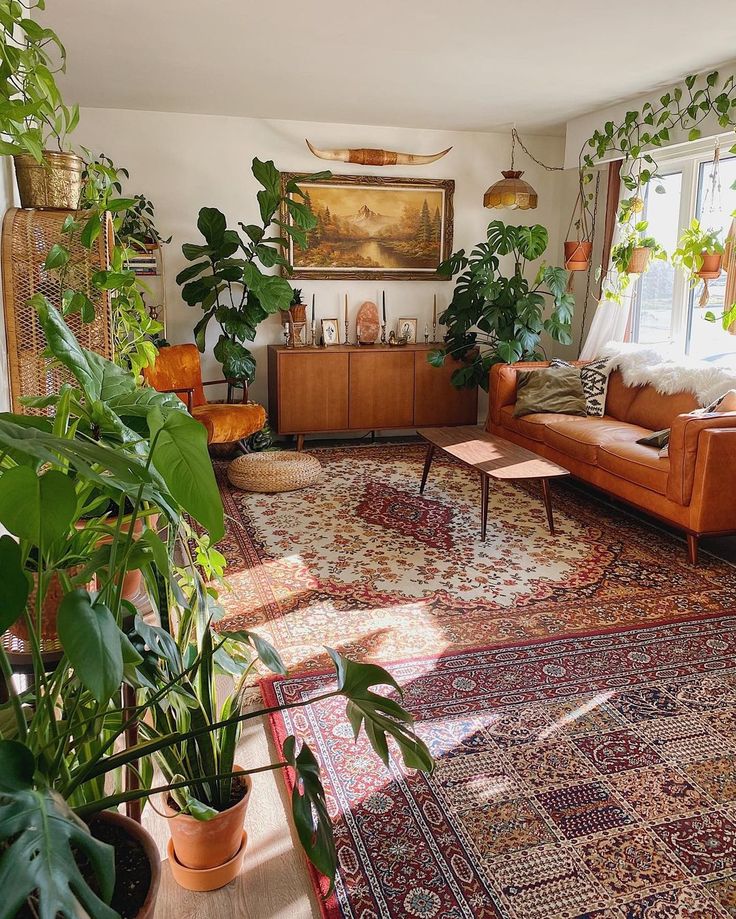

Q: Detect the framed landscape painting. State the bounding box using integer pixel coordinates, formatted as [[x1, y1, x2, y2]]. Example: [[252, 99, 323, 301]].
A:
[[280, 173, 454, 280]]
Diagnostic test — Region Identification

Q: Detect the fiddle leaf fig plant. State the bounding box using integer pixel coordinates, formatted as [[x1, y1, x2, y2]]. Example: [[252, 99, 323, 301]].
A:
[[177, 158, 329, 383], [429, 221, 574, 390]]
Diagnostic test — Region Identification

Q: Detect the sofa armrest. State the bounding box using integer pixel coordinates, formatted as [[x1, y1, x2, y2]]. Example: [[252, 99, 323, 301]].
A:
[[667, 410, 736, 505], [688, 427, 736, 533], [487, 361, 551, 428]]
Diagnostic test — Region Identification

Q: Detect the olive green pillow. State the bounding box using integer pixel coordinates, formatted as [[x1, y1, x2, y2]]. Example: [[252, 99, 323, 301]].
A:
[[514, 366, 587, 418], [636, 428, 670, 448]]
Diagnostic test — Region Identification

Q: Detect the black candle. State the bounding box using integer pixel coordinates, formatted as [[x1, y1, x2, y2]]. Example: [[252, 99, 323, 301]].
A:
[[311, 293, 315, 322], [382, 291, 386, 322]]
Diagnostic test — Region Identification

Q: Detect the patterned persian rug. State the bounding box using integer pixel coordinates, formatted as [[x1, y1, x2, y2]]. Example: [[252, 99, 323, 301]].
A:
[[216, 444, 735, 673], [264, 617, 736, 918]]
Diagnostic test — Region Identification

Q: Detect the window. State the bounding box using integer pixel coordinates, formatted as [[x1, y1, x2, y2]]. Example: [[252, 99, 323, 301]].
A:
[[630, 140, 736, 363]]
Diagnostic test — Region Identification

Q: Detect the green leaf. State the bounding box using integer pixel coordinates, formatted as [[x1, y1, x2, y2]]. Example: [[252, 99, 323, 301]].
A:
[[0, 746, 117, 919], [0, 537, 29, 633], [486, 221, 519, 256], [213, 336, 256, 383], [251, 157, 281, 195], [219, 629, 287, 675], [182, 242, 212, 261], [427, 349, 446, 368], [0, 466, 76, 547], [497, 340, 523, 363], [148, 407, 224, 542], [515, 225, 548, 261], [43, 243, 69, 271], [196, 207, 226, 247], [250, 275, 292, 313], [688, 128, 702, 142], [57, 590, 124, 703], [283, 737, 336, 889]]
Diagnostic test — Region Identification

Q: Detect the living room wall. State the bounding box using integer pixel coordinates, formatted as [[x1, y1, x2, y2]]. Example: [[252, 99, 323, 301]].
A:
[[65, 108, 570, 420]]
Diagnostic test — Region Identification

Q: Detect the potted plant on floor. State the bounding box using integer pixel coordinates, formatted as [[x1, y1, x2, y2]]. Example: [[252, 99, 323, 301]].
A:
[[0, 0, 82, 207], [673, 218, 724, 306], [430, 221, 574, 389], [177, 159, 328, 384]]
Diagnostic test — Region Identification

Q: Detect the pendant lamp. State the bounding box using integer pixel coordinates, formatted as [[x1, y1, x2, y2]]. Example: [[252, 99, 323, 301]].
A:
[[484, 128, 539, 210]]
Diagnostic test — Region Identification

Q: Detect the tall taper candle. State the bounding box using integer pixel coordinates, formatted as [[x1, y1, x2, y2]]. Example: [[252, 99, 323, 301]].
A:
[[433, 293, 437, 326], [311, 293, 315, 322], [344, 292, 348, 324], [382, 290, 386, 322]]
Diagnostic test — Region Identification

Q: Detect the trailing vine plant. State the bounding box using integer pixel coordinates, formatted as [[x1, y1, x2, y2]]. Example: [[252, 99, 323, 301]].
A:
[[577, 69, 736, 303]]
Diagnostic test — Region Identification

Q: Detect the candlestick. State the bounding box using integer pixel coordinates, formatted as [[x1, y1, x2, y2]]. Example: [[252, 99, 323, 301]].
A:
[[310, 319, 316, 346], [424, 323, 429, 344], [344, 293, 350, 345], [380, 322, 386, 344]]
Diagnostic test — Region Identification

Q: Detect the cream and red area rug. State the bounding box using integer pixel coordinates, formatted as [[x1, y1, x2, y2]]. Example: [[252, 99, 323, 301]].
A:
[[216, 443, 735, 672], [264, 618, 736, 918]]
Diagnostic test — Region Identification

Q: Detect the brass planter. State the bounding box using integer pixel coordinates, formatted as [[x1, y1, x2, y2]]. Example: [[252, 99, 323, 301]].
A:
[[13, 150, 84, 209]]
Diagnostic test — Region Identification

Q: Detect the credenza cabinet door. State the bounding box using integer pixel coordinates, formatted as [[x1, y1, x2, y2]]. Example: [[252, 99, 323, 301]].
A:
[[349, 351, 414, 429], [414, 353, 478, 426], [277, 351, 349, 433]]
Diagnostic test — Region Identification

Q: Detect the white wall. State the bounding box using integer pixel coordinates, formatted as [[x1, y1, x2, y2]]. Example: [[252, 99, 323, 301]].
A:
[[73, 107, 567, 421]]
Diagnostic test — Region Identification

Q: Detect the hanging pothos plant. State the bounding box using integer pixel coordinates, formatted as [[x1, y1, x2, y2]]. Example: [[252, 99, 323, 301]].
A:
[[576, 69, 736, 302], [429, 221, 573, 389]]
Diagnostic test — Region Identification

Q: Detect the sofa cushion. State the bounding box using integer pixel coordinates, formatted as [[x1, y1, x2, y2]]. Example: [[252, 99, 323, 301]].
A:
[[514, 366, 586, 417], [598, 442, 670, 495], [604, 370, 640, 421], [626, 385, 699, 431], [543, 417, 652, 465], [499, 405, 579, 442]]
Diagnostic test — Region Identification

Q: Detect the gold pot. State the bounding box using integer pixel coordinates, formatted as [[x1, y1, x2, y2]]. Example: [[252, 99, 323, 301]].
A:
[[13, 151, 84, 209]]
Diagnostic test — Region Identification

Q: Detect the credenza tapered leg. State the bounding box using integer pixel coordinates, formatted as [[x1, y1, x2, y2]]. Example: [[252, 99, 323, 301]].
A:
[[541, 478, 555, 534], [296, 434, 305, 452], [480, 474, 490, 541]]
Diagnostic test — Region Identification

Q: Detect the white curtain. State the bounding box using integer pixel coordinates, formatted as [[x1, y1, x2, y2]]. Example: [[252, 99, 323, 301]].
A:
[[580, 179, 638, 360]]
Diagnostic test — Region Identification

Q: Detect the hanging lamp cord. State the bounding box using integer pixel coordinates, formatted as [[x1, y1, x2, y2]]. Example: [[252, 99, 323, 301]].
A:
[[511, 128, 564, 172]]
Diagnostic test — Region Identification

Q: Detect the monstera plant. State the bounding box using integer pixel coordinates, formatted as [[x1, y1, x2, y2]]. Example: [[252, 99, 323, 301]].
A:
[[430, 221, 574, 389], [177, 158, 328, 384]]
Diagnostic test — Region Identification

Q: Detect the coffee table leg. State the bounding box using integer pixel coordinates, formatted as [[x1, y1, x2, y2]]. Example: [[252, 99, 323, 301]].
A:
[[541, 478, 555, 534], [480, 474, 490, 541], [420, 443, 435, 495]]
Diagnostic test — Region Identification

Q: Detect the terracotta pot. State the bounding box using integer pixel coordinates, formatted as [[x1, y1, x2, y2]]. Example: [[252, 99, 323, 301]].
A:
[[10, 567, 96, 644], [163, 769, 252, 873], [13, 151, 84, 209], [564, 240, 592, 271], [167, 832, 247, 892], [626, 246, 652, 275], [88, 810, 161, 919], [697, 253, 723, 280]]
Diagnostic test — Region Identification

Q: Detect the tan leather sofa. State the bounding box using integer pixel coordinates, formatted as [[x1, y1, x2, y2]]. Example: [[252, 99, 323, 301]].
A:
[[488, 361, 736, 563]]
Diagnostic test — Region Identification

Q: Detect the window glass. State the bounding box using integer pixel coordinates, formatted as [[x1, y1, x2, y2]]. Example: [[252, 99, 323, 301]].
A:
[[687, 155, 736, 361], [633, 172, 682, 344]]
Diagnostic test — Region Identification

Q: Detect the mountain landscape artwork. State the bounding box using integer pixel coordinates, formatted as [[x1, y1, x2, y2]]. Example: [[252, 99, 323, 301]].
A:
[[281, 174, 454, 280]]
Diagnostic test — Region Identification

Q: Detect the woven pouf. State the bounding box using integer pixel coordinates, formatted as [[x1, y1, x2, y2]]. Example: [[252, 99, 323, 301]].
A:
[[227, 451, 322, 493]]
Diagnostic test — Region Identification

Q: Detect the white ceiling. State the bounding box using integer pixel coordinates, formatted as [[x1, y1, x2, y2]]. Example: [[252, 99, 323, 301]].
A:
[[42, 0, 736, 135]]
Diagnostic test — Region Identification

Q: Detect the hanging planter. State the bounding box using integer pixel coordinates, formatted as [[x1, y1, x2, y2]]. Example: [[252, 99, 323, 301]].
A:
[[626, 246, 652, 275], [696, 253, 723, 280], [564, 240, 593, 271], [13, 151, 84, 209]]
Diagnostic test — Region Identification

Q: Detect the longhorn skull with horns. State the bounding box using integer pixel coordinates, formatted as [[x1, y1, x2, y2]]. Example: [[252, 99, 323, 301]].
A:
[[305, 139, 452, 166]]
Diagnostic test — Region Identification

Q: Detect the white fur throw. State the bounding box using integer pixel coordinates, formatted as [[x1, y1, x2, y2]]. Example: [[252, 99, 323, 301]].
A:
[[599, 342, 736, 407]]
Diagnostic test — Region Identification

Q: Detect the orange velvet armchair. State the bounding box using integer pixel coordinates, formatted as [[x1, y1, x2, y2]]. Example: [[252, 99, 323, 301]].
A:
[[143, 344, 266, 446]]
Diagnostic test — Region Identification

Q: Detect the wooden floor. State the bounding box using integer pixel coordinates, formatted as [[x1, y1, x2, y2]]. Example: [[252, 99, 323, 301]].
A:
[[149, 698, 321, 918]]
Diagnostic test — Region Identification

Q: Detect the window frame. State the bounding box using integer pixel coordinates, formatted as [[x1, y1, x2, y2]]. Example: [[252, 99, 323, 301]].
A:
[[629, 133, 736, 357]]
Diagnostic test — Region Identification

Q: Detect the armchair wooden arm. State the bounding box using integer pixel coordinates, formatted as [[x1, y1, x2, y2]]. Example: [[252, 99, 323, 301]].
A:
[[156, 386, 195, 411], [201, 379, 249, 404]]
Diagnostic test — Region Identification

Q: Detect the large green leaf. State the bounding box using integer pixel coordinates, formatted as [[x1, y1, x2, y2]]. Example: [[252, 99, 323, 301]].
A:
[[0, 537, 29, 633], [31, 295, 102, 398], [327, 650, 434, 772], [283, 736, 336, 889], [196, 207, 226, 247], [0, 466, 76, 546], [147, 407, 224, 541], [252, 275, 293, 313], [486, 221, 519, 256], [57, 590, 124, 703], [515, 225, 549, 261], [251, 157, 281, 195], [0, 741, 117, 919], [213, 336, 256, 383], [220, 629, 287, 675]]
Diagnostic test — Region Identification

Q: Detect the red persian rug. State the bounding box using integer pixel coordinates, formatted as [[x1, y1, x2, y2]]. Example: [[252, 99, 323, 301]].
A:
[[216, 444, 736, 673], [264, 617, 736, 919]]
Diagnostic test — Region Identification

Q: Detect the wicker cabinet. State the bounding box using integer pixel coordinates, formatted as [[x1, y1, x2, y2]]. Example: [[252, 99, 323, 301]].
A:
[[267, 344, 477, 446]]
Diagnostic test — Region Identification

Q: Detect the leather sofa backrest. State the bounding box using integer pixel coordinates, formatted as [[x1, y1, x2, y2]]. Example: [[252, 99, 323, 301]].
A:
[[625, 385, 699, 431], [604, 371, 640, 421]]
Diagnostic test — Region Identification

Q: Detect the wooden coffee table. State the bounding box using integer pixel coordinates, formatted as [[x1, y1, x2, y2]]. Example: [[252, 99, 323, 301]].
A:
[[418, 425, 570, 540]]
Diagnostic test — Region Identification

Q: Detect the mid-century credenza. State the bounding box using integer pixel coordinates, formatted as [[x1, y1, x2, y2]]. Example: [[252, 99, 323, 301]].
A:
[[267, 343, 478, 449]]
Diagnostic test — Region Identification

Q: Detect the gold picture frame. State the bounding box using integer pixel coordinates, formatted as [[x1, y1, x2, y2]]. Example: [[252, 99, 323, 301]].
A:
[[281, 173, 455, 281]]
